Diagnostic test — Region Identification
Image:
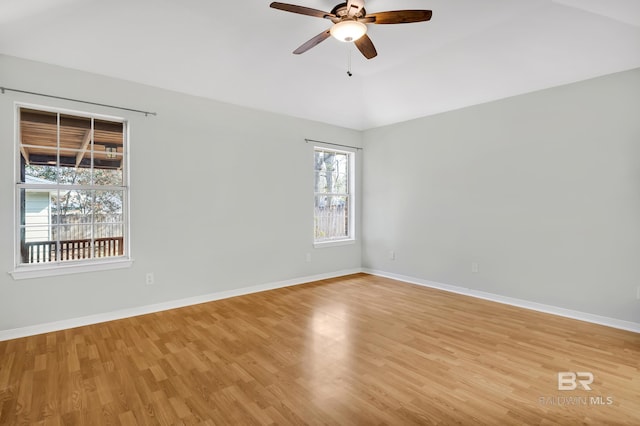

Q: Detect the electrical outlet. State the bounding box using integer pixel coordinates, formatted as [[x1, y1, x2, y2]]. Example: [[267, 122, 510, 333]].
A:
[[472, 262, 479, 273], [389, 250, 395, 260], [637, 286, 640, 300], [145, 272, 155, 285], [305, 253, 312, 262]]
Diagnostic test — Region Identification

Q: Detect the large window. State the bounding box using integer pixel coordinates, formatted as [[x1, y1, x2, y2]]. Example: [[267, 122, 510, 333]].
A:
[[14, 105, 129, 276], [314, 146, 354, 244]]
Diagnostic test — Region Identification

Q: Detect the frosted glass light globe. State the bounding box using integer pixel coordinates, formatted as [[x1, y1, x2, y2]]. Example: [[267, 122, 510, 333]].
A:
[[330, 20, 367, 42]]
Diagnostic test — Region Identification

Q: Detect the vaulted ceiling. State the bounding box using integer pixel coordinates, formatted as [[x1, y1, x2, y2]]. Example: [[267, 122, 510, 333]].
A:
[[1, 0, 639, 130]]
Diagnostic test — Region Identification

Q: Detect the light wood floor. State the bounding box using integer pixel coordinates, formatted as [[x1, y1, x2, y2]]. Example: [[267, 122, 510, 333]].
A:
[[0, 273, 638, 425]]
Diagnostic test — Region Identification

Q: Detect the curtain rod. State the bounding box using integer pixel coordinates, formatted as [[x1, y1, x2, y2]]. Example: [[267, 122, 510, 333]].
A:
[[1, 86, 157, 117], [305, 138, 362, 150]]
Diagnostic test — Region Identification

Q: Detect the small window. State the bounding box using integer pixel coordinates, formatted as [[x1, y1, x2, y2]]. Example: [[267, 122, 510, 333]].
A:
[[14, 106, 129, 275], [314, 146, 354, 244]]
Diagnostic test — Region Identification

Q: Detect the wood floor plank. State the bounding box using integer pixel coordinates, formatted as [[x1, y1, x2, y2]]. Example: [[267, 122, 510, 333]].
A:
[[0, 273, 639, 425]]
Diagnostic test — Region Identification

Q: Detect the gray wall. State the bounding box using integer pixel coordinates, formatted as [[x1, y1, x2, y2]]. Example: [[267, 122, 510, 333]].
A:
[[2, 54, 639, 333], [362, 68, 640, 323], [0, 55, 362, 331]]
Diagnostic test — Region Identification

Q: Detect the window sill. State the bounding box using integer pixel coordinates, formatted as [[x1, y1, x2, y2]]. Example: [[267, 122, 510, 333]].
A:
[[9, 258, 134, 280], [313, 239, 356, 249]]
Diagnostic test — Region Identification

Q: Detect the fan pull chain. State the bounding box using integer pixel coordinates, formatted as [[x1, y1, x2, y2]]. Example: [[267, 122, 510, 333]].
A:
[[347, 45, 353, 77]]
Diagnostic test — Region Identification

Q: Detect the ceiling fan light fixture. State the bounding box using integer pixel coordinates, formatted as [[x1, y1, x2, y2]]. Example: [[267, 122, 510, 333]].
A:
[[330, 20, 367, 42]]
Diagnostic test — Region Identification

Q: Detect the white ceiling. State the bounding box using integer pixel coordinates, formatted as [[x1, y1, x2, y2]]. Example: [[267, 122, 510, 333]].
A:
[[1, 0, 639, 130]]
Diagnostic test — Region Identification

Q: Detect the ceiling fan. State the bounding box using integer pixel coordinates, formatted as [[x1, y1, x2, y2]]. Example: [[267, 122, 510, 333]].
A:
[[270, 1, 433, 59]]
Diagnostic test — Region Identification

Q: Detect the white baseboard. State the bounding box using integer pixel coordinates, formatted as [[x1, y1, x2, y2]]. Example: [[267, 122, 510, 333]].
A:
[[363, 268, 640, 334], [3, 267, 637, 341], [0, 268, 362, 342]]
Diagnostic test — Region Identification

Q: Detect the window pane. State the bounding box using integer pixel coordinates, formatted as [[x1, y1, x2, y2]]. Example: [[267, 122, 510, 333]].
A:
[[21, 223, 53, 264], [315, 150, 349, 194], [59, 115, 91, 169], [334, 152, 349, 193], [23, 224, 50, 242], [60, 148, 94, 184], [95, 167, 123, 186], [95, 118, 124, 182], [67, 144, 92, 175], [314, 195, 349, 240], [94, 190, 123, 215], [24, 153, 58, 184], [52, 189, 94, 221], [94, 223, 124, 258], [52, 189, 94, 261], [94, 190, 124, 258], [20, 188, 51, 264], [56, 223, 93, 261], [55, 217, 93, 242], [20, 109, 58, 179], [23, 188, 51, 228], [17, 107, 128, 268]]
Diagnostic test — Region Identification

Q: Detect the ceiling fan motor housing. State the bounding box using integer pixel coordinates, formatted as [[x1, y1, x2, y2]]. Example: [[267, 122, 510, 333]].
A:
[[331, 2, 366, 19]]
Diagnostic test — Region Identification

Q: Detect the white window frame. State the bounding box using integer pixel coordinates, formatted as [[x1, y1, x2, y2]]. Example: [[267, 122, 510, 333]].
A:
[[10, 103, 133, 280], [313, 144, 356, 248]]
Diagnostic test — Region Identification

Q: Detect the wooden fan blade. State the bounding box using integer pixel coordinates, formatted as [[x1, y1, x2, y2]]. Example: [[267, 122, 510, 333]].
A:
[[366, 10, 432, 24], [293, 29, 331, 54], [354, 34, 377, 59], [270, 2, 335, 19]]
